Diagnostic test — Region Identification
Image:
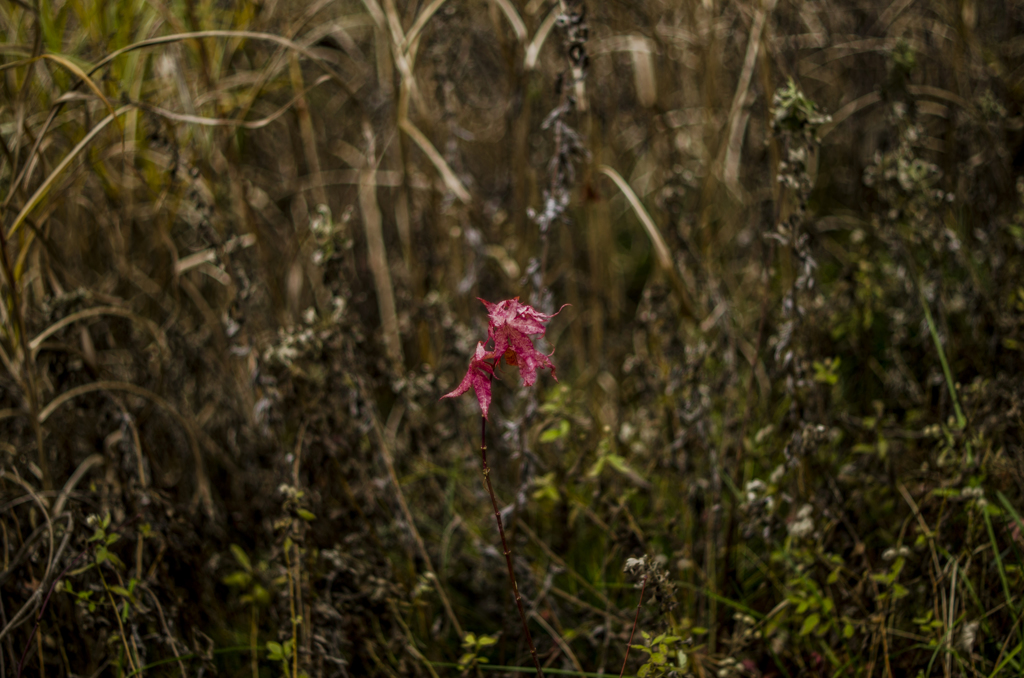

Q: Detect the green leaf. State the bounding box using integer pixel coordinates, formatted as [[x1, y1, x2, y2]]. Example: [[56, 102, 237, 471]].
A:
[[540, 419, 570, 443], [252, 584, 270, 606], [266, 641, 284, 661], [297, 509, 316, 522], [799, 613, 820, 636], [109, 586, 132, 598], [230, 544, 252, 571], [843, 623, 854, 638], [223, 571, 252, 588]]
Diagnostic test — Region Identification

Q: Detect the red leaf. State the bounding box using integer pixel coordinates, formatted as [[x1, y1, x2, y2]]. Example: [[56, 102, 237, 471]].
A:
[[441, 342, 496, 419], [480, 297, 566, 388], [442, 298, 567, 419]]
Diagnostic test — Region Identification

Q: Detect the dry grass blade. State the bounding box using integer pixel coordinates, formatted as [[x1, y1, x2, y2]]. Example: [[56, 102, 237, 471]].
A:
[[598, 164, 673, 277], [176, 234, 257, 274], [819, 91, 883, 139], [872, 0, 917, 35], [88, 30, 358, 96], [6, 105, 133, 242], [359, 124, 403, 368], [399, 118, 471, 203], [628, 36, 657, 107], [370, 407, 463, 638], [721, 0, 777, 196], [491, 0, 527, 43], [41, 54, 118, 120], [38, 381, 213, 517], [525, 5, 561, 70], [371, 0, 427, 112], [402, 0, 450, 52], [137, 74, 332, 128], [0, 342, 21, 390], [589, 35, 656, 106], [529, 610, 585, 675], [599, 164, 695, 318], [51, 453, 104, 518], [290, 52, 327, 206], [359, 0, 388, 32], [0, 54, 117, 122], [29, 305, 169, 359], [378, 0, 406, 48]]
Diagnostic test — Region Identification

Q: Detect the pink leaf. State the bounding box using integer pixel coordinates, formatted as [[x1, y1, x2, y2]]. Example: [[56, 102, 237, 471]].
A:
[[442, 298, 567, 419], [480, 297, 567, 387], [441, 342, 496, 419]]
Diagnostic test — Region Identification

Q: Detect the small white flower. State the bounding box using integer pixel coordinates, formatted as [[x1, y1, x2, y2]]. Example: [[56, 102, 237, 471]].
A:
[[881, 546, 910, 561], [623, 556, 645, 573], [958, 620, 980, 652], [788, 504, 815, 539]]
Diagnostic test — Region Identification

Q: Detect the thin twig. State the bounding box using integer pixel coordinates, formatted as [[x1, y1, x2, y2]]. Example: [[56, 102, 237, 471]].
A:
[[619, 573, 648, 678], [479, 417, 543, 678]]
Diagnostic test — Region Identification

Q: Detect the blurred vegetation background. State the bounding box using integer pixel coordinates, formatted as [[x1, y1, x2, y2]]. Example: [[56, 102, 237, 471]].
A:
[[3, 0, 1024, 676]]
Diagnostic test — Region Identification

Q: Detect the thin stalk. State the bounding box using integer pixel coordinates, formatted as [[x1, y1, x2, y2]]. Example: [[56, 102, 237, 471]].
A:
[[917, 284, 965, 430], [97, 568, 139, 676], [250, 608, 258, 678], [619, 574, 648, 678], [0, 218, 48, 491], [479, 416, 543, 678], [284, 543, 299, 678]]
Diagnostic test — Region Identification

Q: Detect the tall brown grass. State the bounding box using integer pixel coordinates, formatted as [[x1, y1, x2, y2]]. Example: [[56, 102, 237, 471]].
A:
[[2, 0, 1024, 676]]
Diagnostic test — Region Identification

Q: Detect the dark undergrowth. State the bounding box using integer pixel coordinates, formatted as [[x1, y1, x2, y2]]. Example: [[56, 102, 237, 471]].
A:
[[3, 0, 1024, 676]]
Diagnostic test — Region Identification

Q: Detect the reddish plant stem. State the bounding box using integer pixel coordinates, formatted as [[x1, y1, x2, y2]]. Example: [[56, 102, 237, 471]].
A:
[[479, 416, 544, 678], [619, 573, 648, 678]]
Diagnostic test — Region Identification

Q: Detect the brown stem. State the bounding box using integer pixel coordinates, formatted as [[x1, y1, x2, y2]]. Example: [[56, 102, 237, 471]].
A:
[[479, 416, 543, 678], [619, 573, 648, 678]]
